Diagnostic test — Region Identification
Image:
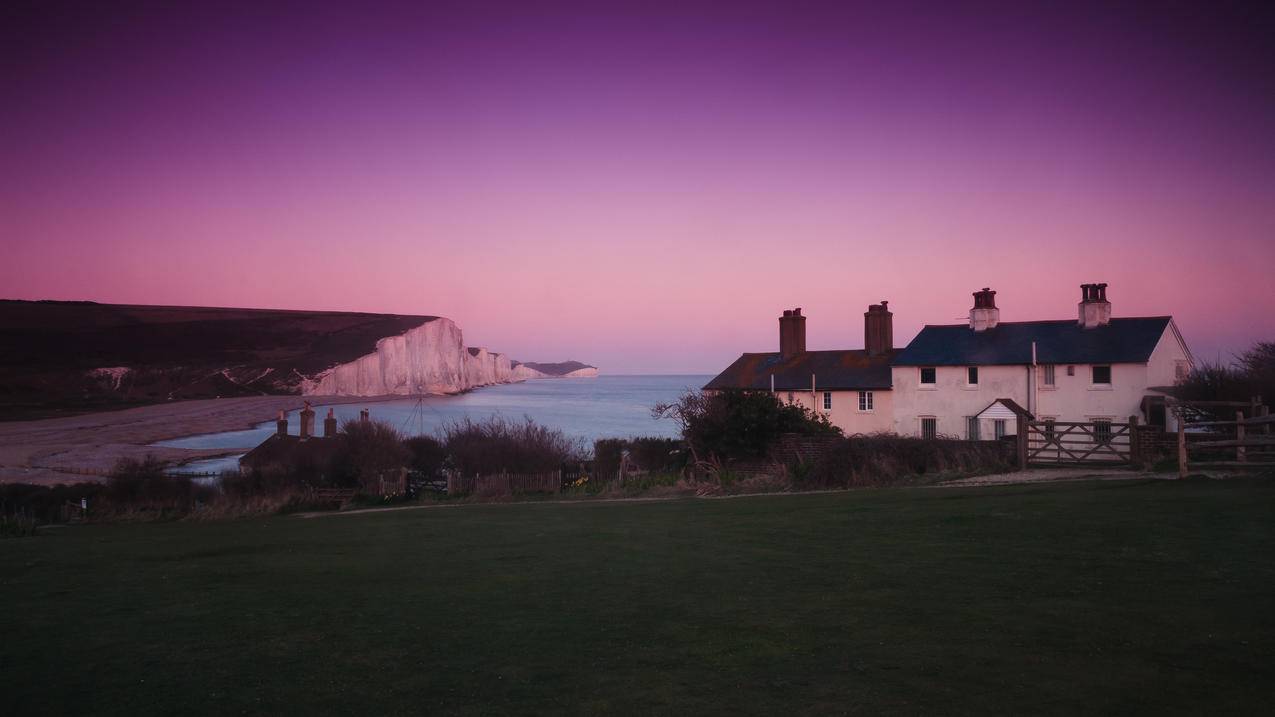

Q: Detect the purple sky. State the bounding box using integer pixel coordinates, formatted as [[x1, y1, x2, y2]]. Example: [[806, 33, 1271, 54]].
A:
[[3, 1, 1274, 372]]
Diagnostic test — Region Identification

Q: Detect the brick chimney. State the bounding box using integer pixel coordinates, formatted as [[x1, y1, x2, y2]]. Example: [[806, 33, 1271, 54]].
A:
[[275, 410, 288, 437], [323, 408, 338, 438], [864, 301, 893, 357], [779, 308, 807, 359], [969, 288, 1000, 332], [299, 401, 315, 440], [1078, 283, 1112, 328]]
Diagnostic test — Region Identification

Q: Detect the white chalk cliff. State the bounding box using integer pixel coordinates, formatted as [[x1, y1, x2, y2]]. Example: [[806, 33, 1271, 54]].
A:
[[301, 318, 592, 396]]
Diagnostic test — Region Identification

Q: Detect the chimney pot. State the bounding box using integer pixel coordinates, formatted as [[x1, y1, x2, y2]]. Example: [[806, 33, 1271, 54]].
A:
[[1078, 282, 1112, 328]]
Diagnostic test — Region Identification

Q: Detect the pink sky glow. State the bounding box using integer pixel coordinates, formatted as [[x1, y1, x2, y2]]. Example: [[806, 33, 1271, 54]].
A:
[[3, 1, 1273, 372]]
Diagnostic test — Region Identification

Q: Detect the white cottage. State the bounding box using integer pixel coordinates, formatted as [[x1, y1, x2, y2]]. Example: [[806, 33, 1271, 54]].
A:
[[890, 285, 1193, 439]]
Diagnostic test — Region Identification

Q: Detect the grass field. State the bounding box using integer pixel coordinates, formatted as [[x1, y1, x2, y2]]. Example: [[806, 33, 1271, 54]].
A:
[[3, 478, 1273, 715]]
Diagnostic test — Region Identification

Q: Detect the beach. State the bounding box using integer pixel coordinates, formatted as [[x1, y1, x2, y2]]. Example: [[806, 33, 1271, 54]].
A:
[[0, 395, 393, 484]]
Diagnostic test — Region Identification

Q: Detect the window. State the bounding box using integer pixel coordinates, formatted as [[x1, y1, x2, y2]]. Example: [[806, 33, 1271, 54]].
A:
[[786, 391, 794, 403], [967, 366, 979, 385], [858, 390, 873, 411], [920, 367, 937, 385], [1066, 365, 1075, 376], [967, 417, 980, 441], [1175, 360, 1189, 381], [1042, 364, 1055, 386], [920, 417, 937, 440], [1043, 418, 1056, 441], [1094, 418, 1112, 445], [1092, 365, 1112, 385], [823, 391, 832, 410], [994, 419, 1006, 439]]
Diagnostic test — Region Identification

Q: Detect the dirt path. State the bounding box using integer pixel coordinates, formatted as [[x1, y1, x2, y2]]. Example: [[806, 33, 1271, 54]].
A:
[[0, 395, 399, 484], [938, 467, 1175, 487]]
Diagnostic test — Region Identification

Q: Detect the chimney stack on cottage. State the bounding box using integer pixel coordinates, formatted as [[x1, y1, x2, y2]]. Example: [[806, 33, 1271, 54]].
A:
[[969, 288, 1000, 332], [779, 308, 807, 359], [864, 301, 893, 356], [299, 401, 315, 440], [323, 408, 338, 438], [276, 410, 288, 437], [1078, 283, 1112, 329]]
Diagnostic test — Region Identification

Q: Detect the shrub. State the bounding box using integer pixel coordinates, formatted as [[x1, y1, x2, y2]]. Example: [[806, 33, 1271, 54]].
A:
[[442, 416, 583, 476], [653, 390, 839, 465], [1174, 341, 1274, 416], [404, 435, 447, 478], [329, 419, 410, 490], [806, 434, 1015, 489], [0, 513, 38, 538], [104, 456, 214, 508]]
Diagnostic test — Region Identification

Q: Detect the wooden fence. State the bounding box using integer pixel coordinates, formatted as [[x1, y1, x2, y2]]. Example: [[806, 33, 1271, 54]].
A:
[[1175, 399, 1273, 476], [446, 471, 562, 496]]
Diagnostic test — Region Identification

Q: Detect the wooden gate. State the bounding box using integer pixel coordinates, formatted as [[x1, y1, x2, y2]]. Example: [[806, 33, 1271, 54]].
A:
[[1019, 418, 1137, 467]]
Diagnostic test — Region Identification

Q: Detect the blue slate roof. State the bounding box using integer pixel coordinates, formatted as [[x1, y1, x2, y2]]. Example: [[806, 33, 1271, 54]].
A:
[[892, 317, 1173, 366]]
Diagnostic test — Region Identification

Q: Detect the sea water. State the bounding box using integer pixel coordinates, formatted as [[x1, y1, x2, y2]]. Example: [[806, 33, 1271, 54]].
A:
[[157, 375, 710, 473]]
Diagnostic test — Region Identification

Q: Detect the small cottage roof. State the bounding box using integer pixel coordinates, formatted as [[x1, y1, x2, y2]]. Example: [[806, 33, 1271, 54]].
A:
[[975, 398, 1034, 421], [704, 349, 896, 392]]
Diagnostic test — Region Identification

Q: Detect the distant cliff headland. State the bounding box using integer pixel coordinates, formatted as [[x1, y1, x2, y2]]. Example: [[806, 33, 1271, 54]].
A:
[[0, 300, 595, 420]]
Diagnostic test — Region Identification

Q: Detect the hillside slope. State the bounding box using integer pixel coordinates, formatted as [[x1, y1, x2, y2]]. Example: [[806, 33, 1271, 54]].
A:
[[0, 300, 590, 419]]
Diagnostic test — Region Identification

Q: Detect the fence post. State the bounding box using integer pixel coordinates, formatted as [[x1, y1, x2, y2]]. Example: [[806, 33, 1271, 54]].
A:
[[1177, 413, 1187, 479], [1016, 414, 1028, 471], [1236, 410, 1246, 463], [1128, 415, 1141, 468]]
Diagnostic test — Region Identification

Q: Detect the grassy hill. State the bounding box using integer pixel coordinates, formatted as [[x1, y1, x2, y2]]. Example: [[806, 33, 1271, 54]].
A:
[[2, 478, 1272, 714], [0, 300, 433, 419]]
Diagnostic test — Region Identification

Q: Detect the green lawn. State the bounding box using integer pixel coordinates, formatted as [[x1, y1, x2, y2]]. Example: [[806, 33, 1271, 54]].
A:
[[3, 479, 1273, 715]]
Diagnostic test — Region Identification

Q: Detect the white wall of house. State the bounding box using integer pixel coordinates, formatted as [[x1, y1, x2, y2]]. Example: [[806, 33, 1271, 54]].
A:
[[890, 364, 1029, 438], [1034, 324, 1191, 425], [890, 323, 1192, 438], [776, 388, 895, 435]]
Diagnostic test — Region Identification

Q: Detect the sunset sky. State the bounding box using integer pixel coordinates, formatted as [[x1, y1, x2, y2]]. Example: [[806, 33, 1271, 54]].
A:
[[3, 0, 1273, 373]]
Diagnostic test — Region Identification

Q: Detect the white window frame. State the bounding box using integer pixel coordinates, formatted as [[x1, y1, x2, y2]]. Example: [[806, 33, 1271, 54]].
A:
[[919, 367, 937, 389], [1041, 364, 1056, 388], [857, 390, 873, 412], [920, 416, 937, 440], [1090, 364, 1113, 390], [966, 366, 979, 388], [993, 419, 1007, 439], [1042, 417, 1057, 441], [1174, 360, 1190, 381], [822, 391, 832, 411]]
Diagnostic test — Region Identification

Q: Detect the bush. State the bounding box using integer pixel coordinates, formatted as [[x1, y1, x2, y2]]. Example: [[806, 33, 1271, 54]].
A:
[[653, 390, 839, 465], [1174, 341, 1274, 416], [404, 435, 447, 478], [806, 434, 1015, 489], [329, 419, 410, 490], [0, 513, 38, 538], [0, 481, 103, 524], [105, 456, 213, 508], [442, 416, 583, 476]]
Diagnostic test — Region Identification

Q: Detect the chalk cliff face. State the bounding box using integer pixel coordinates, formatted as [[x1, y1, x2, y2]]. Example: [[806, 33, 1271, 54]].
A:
[[303, 318, 518, 396]]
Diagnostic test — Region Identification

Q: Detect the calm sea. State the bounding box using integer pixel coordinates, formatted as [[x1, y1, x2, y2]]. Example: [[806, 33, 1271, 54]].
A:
[[158, 375, 710, 473]]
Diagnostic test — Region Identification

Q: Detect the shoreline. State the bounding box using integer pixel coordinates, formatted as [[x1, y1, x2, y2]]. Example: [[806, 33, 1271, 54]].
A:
[[0, 393, 435, 485]]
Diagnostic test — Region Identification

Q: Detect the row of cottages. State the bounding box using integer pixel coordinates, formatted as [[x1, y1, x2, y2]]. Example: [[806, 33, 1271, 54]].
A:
[[704, 283, 1194, 439]]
